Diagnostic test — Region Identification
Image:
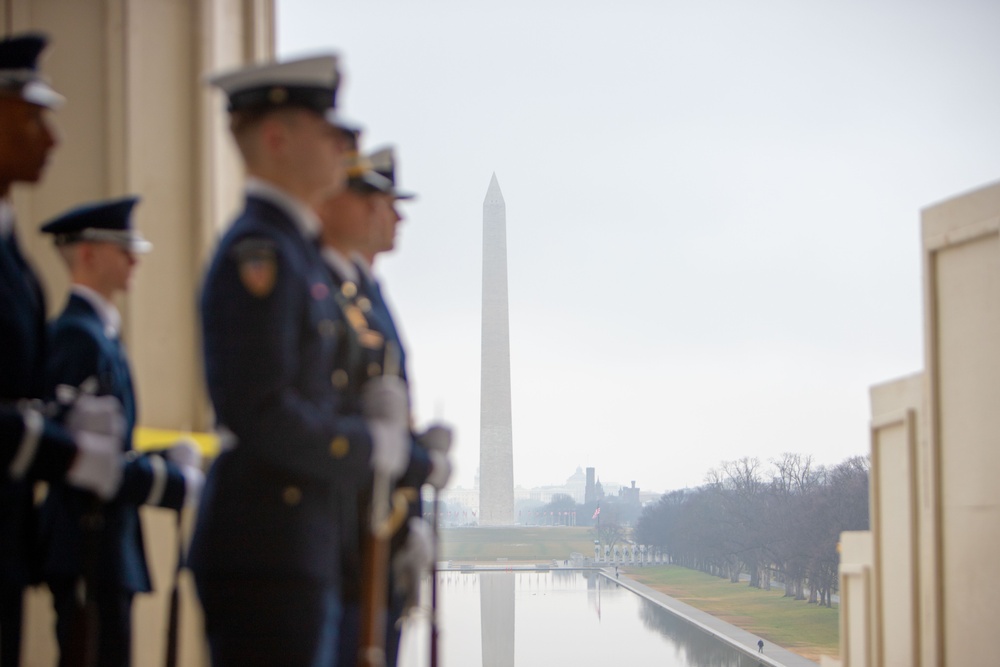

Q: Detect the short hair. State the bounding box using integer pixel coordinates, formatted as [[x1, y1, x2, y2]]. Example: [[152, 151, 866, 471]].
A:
[[56, 243, 80, 269], [229, 107, 307, 163]]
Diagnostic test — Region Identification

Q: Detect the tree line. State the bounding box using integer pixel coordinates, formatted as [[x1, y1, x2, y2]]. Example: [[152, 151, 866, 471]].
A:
[[633, 453, 869, 607]]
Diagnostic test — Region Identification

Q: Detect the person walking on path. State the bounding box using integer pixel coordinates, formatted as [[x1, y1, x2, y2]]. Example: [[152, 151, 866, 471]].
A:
[[758, 639, 764, 653]]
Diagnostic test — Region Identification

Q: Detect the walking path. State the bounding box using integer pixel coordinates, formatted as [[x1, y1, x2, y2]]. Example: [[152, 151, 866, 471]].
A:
[[610, 569, 820, 667]]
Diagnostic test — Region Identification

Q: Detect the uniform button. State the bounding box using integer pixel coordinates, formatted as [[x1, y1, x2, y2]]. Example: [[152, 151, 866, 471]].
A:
[[357, 297, 372, 313], [341, 282, 358, 299], [367, 362, 382, 377], [331, 369, 349, 389], [330, 436, 350, 459], [282, 486, 302, 506], [318, 319, 337, 337]]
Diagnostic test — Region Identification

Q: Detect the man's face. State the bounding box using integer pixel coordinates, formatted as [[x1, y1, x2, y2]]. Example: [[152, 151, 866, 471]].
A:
[[0, 97, 58, 190], [90, 242, 138, 297], [370, 193, 402, 255], [316, 189, 372, 252], [281, 109, 350, 202]]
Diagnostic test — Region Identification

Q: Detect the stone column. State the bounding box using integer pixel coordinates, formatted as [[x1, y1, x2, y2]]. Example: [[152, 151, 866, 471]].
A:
[[3, 2, 274, 664], [922, 179, 1000, 667]]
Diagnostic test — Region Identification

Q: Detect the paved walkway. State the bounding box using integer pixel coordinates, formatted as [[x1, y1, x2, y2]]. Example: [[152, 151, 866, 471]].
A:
[[609, 569, 820, 667]]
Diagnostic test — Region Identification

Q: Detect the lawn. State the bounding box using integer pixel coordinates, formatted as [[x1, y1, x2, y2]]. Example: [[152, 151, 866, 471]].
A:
[[628, 565, 839, 663], [439, 526, 596, 561]]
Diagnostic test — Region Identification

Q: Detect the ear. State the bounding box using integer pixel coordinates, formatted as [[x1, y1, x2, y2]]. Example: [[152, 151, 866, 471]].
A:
[[78, 242, 96, 265]]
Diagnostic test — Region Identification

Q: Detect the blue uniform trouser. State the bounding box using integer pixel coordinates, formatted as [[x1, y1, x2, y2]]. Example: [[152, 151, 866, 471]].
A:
[[0, 583, 22, 667], [336, 602, 360, 667], [197, 575, 341, 667], [51, 577, 133, 667]]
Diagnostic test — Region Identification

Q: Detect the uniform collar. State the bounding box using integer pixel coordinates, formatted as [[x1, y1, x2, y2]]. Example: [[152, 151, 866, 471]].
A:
[[71, 284, 122, 339], [0, 199, 13, 239], [353, 253, 376, 285], [245, 177, 321, 240], [320, 246, 359, 284]]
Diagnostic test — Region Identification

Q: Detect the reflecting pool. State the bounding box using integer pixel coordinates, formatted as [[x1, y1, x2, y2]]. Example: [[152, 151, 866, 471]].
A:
[[398, 569, 765, 667]]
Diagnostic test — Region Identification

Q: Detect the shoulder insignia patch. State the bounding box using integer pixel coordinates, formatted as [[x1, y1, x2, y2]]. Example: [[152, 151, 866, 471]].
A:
[[233, 238, 278, 298]]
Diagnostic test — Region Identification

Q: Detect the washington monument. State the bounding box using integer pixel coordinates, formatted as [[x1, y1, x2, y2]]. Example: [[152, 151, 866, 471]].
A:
[[480, 173, 515, 525]]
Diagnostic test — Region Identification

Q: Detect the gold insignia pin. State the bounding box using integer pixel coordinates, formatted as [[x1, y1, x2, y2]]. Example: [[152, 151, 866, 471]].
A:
[[330, 436, 350, 459], [359, 330, 384, 350], [344, 304, 368, 331], [330, 369, 349, 389], [282, 486, 302, 506]]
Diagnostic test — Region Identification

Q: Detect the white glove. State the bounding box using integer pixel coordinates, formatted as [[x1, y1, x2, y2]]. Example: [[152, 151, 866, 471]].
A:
[[362, 376, 410, 478], [165, 438, 202, 469], [179, 465, 205, 507], [425, 450, 452, 490], [66, 394, 125, 441], [366, 422, 409, 479], [392, 517, 435, 601], [164, 439, 203, 507], [418, 424, 453, 454], [66, 431, 123, 500], [361, 376, 408, 428]]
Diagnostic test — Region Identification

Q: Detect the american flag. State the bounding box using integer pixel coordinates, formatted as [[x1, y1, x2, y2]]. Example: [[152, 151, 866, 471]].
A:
[[592, 506, 601, 520]]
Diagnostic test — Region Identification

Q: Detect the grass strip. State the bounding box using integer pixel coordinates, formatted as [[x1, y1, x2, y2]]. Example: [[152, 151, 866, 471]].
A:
[[439, 526, 596, 561], [628, 565, 839, 663]]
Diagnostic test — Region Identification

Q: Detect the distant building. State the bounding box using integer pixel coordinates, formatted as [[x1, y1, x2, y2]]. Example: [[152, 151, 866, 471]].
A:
[[565, 467, 586, 503], [526, 466, 589, 504], [619, 480, 640, 506]]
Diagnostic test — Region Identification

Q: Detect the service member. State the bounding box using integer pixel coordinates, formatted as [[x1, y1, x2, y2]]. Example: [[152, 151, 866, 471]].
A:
[[0, 33, 124, 667], [191, 55, 411, 667], [316, 145, 452, 666], [39, 197, 204, 667], [364, 147, 454, 666]]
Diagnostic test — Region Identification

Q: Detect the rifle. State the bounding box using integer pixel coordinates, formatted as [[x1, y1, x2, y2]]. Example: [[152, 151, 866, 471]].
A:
[[429, 401, 446, 667], [59, 377, 102, 667], [358, 343, 410, 667], [63, 501, 102, 667], [164, 508, 183, 667], [429, 487, 441, 667]]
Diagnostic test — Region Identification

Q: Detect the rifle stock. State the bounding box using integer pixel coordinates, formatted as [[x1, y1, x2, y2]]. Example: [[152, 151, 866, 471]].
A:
[[61, 377, 103, 667], [357, 482, 409, 667], [64, 500, 102, 667], [164, 509, 183, 667]]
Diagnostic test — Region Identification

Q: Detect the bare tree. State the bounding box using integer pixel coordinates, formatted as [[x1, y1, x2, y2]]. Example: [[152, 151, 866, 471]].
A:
[[593, 506, 628, 552]]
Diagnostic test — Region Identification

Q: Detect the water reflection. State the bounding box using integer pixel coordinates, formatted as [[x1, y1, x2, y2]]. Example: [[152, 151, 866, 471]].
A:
[[398, 570, 762, 667], [637, 596, 763, 667], [480, 572, 515, 667]]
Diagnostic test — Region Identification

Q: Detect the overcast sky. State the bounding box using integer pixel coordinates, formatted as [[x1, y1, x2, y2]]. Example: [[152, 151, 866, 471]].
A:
[[277, 0, 1000, 494]]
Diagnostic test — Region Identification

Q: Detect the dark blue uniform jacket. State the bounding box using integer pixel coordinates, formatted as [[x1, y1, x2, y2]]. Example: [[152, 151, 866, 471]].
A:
[[39, 293, 187, 592], [191, 196, 374, 585], [0, 231, 76, 588]]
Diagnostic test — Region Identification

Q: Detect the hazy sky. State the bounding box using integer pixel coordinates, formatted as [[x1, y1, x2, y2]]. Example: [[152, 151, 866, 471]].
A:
[[277, 0, 1000, 494]]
